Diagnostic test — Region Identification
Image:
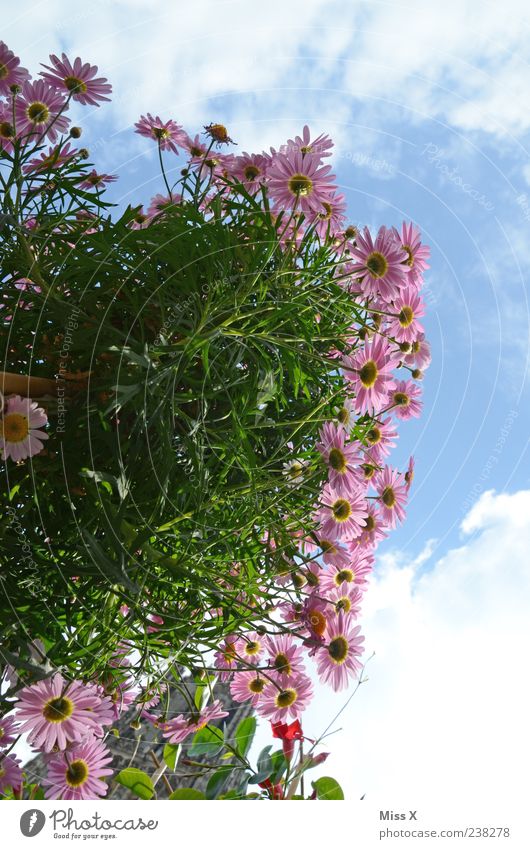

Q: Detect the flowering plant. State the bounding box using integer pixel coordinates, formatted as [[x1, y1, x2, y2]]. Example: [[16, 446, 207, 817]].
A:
[[0, 42, 430, 799]]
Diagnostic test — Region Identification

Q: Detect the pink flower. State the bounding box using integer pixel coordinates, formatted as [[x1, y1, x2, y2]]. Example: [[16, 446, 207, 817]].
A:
[[356, 503, 388, 548], [0, 754, 22, 793], [15, 80, 70, 142], [405, 455, 415, 491], [231, 152, 268, 193], [374, 465, 408, 528], [23, 142, 76, 174], [265, 634, 306, 680], [316, 614, 365, 691], [315, 482, 368, 541], [230, 671, 267, 706], [334, 396, 357, 435], [321, 548, 374, 592], [0, 102, 16, 152], [237, 632, 265, 664], [349, 226, 409, 301], [266, 150, 336, 214], [147, 193, 181, 218], [392, 221, 430, 288], [257, 673, 313, 722], [404, 332, 432, 371], [40, 54, 112, 106], [0, 42, 30, 96], [362, 416, 398, 464], [134, 113, 185, 154], [161, 700, 228, 745], [324, 584, 363, 618], [78, 169, 118, 190], [14, 673, 113, 753], [317, 537, 352, 569], [0, 394, 48, 462], [311, 192, 347, 240], [0, 715, 19, 748], [214, 634, 239, 681], [316, 421, 360, 494], [389, 379, 423, 420], [388, 286, 425, 343], [43, 738, 113, 800], [342, 336, 397, 415], [284, 125, 334, 158]]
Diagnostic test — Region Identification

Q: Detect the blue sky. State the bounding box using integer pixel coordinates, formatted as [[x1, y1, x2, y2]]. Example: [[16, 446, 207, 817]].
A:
[[6, 0, 530, 815]]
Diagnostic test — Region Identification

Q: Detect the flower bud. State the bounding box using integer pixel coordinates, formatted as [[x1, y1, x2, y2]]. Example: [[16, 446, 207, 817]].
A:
[[412, 368, 423, 380], [70, 126, 82, 139]]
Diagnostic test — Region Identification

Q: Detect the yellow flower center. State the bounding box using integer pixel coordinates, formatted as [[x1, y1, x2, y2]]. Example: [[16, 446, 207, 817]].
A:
[[27, 101, 50, 124], [329, 447, 347, 472], [1, 413, 29, 444], [332, 498, 351, 522], [244, 164, 260, 181], [328, 635, 349, 664], [337, 406, 350, 426], [152, 126, 170, 140], [335, 568, 354, 585], [275, 688, 297, 708], [0, 121, 14, 139], [64, 76, 88, 94], [66, 759, 89, 787], [245, 640, 260, 656], [398, 305, 414, 327], [382, 486, 396, 507], [43, 696, 74, 724], [363, 514, 375, 532], [320, 539, 337, 555], [359, 359, 378, 388], [273, 653, 292, 675], [366, 251, 388, 277], [288, 173, 313, 197], [366, 426, 381, 445], [403, 245, 414, 267], [249, 677, 265, 694], [335, 596, 351, 614]]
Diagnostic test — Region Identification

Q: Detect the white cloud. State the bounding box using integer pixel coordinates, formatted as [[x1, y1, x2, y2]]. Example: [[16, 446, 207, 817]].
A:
[[303, 488, 530, 806], [5, 0, 530, 149]]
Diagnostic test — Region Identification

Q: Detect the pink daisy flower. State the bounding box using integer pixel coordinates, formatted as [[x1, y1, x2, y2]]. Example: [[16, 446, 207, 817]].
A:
[[43, 738, 113, 800], [230, 670, 267, 706], [266, 150, 336, 214], [321, 548, 374, 592], [355, 503, 388, 548], [362, 416, 398, 464], [316, 614, 365, 691], [161, 700, 228, 745], [181, 132, 208, 164], [316, 421, 360, 494], [334, 396, 357, 435], [0, 394, 48, 462], [14, 673, 113, 753], [0, 754, 22, 793], [389, 379, 423, 420], [134, 113, 185, 154], [0, 42, 30, 97], [0, 715, 19, 747], [257, 673, 313, 722], [40, 54, 111, 106], [311, 192, 347, 240], [237, 632, 265, 664], [404, 332, 432, 371], [388, 286, 425, 343], [214, 634, 239, 681], [374, 465, 408, 528], [78, 169, 118, 190], [23, 142, 76, 174], [0, 102, 16, 152], [349, 226, 409, 301], [392, 221, 430, 288], [325, 584, 363, 619], [265, 634, 306, 680], [231, 152, 268, 193], [315, 537, 351, 571], [15, 80, 70, 142], [315, 482, 368, 541], [147, 192, 182, 218], [285, 125, 334, 158], [342, 336, 397, 414]]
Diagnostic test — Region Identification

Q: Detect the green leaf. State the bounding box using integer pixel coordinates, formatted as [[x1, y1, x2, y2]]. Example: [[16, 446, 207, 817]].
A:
[[312, 776, 344, 800], [234, 715, 257, 759], [188, 725, 224, 758], [205, 766, 234, 799], [163, 743, 180, 770], [168, 788, 206, 800], [115, 768, 155, 799], [248, 745, 273, 784]]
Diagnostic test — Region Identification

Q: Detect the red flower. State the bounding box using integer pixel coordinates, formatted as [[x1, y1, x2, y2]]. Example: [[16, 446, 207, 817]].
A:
[[271, 718, 303, 762]]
